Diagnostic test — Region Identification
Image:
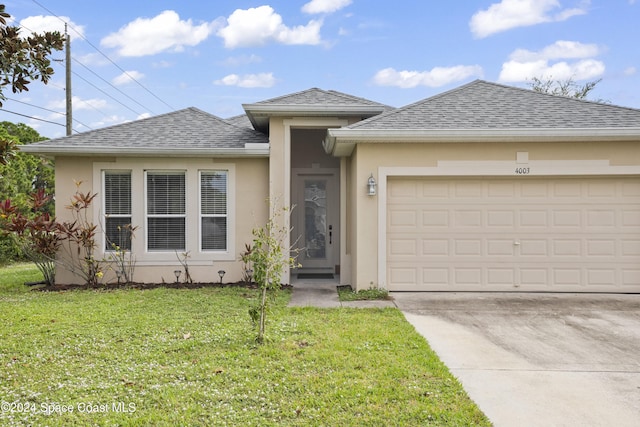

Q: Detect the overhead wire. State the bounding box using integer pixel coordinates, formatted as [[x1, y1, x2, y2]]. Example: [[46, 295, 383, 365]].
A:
[[29, 0, 175, 111], [6, 97, 94, 131], [4, 1, 177, 134]]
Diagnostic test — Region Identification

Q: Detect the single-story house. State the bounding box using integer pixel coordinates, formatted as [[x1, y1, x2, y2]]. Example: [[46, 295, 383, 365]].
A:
[[23, 80, 640, 292]]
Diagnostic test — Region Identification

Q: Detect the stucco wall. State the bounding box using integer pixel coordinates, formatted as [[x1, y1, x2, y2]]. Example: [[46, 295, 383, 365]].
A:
[[348, 140, 640, 290], [52, 156, 269, 285]]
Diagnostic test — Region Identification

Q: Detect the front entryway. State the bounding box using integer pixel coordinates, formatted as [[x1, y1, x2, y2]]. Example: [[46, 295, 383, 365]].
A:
[[292, 170, 339, 276]]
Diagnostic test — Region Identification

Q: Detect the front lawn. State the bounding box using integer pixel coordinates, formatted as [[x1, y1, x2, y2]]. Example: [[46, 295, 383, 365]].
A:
[[0, 264, 489, 426]]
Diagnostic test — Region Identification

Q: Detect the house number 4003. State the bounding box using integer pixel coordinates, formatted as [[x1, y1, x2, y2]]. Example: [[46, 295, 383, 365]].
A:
[[515, 167, 530, 175]]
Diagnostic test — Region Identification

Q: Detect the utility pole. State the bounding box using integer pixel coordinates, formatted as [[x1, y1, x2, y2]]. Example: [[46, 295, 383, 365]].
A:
[[65, 23, 72, 136]]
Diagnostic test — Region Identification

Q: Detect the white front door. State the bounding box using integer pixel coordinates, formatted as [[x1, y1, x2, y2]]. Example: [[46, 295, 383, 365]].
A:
[[293, 170, 339, 274]]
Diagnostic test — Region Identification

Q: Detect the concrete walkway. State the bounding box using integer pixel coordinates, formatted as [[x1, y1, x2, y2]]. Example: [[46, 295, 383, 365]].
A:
[[288, 278, 396, 308]]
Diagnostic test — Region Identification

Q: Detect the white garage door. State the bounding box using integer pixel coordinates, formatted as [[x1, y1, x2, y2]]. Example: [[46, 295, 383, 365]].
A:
[[387, 177, 640, 292]]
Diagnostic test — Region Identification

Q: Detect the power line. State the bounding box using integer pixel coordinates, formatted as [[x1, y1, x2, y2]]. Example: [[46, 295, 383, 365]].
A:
[[72, 58, 151, 115], [29, 0, 175, 111], [71, 68, 144, 117], [1, 108, 69, 129], [4, 98, 93, 132]]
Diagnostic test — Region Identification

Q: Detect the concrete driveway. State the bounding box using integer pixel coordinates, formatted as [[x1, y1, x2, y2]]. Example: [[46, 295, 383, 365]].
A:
[[391, 292, 640, 427]]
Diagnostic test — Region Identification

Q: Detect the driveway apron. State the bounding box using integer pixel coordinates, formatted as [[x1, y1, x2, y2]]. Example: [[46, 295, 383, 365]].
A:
[[392, 292, 640, 427]]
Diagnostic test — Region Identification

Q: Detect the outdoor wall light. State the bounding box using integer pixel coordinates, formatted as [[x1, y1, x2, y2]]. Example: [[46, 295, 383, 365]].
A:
[[367, 173, 377, 196], [174, 269, 181, 283], [218, 270, 226, 284]]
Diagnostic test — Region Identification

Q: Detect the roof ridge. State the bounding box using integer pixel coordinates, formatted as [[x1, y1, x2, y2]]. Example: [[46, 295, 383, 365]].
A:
[[348, 80, 483, 129], [253, 87, 323, 104]]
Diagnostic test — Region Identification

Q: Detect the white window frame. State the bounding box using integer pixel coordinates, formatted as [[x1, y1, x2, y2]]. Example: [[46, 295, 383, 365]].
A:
[[144, 170, 187, 252], [199, 170, 229, 253], [93, 160, 236, 264], [103, 170, 132, 252]]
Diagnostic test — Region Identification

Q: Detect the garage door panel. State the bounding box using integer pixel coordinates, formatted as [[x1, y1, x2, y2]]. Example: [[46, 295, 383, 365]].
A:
[[387, 177, 640, 292], [487, 210, 515, 227], [455, 268, 482, 285], [520, 268, 548, 285], [423, 210, 449, 227], [487, 239, 515, 255], [587, 269, 617, 286], [422, 239, 449, 256], [454, 210, 483, 227], [520, 210, 548, 227], [520, 239, 548, 256], [488, 268, 515, 285], [587, 240, 616, 256], [621, 240, 640, 256]]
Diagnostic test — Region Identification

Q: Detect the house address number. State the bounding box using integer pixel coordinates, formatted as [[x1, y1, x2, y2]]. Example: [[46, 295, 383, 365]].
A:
[[515, 167, 530, 175]]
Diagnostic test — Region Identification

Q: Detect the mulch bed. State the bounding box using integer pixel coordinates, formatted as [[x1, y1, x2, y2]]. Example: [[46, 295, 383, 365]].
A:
[[29, 281, 292, 292]]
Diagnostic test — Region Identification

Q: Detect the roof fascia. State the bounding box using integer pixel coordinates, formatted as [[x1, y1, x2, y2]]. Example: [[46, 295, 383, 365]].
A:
[[325, 128, 640, 156], [20, 145, 270, 158]]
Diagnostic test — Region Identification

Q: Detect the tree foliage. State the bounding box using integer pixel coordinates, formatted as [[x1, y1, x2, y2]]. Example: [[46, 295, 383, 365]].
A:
[[0, 4, 64, 164], [527, 76, 604, 101], [0, 122, 53, 261], [248, 203, 300, 344]]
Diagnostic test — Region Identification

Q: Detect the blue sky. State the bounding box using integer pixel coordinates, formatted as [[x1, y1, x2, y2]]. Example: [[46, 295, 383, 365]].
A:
[[1, 0, 638, 139]]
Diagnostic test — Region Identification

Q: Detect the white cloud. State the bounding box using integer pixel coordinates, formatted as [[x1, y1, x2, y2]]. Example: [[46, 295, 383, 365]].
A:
[[214, 73, 276, 88], [48, 96, 107, 112], [624, 66, 637, 76], [499, 40, 605, 82], [217, 6, 323, 48], [469, 0, 588, 38], [302, 0, 352, 14], [101, 10, 216, 56], [509, 40, 603, 62], [372, 65, 483, 88], [112, 71, 145, 86], [499, 59, 605, 82], [19, 15, 85, 40]]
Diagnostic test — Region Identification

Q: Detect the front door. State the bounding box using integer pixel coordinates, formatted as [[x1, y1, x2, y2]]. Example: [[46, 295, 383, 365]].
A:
[[293, 170, 339, 274]]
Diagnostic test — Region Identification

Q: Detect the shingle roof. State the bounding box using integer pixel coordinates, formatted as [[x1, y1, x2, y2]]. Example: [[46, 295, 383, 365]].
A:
[[349, 80, 640, 130], [251, 88, 392, 108], [242, 88, 393, 132], [225, 114, 253, 128], [23, 107, 268, 154]]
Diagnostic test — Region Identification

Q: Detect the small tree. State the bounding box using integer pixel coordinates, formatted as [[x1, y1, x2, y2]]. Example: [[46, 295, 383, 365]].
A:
[[248, 203, 300, 344], [527, 76, 603, 101], [0, 4, 65, 164], [0, 190, 61, 285], [56, 182, 101, 286]]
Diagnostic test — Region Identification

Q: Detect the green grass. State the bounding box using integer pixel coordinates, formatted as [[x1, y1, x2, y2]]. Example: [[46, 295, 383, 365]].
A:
[[0, 264, 490, 426], [337, 286, 390, 301]]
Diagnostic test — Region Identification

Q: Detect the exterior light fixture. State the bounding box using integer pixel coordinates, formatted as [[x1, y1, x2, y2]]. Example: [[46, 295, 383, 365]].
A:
[[116, 270, 123, 285], [367, 173, 377, 196], [174, 269, 181, 283], [246, 269, 253, 284], [218, 270, 226, 284]]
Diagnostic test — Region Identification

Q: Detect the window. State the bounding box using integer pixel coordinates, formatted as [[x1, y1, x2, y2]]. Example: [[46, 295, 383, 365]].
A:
[[104, 171, 132, 251], [146, 171, 186, 251], [200, 171, 228, 251]]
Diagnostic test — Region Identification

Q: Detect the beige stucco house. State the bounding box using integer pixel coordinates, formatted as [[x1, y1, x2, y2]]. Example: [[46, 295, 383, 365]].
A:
[[23, 80, 640, 292]]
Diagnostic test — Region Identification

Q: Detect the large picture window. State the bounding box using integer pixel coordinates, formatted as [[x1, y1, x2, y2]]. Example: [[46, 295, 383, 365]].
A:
[[104, 171, 132, 251], [200, 171, 228, 251], [146, 171, 186, 251]]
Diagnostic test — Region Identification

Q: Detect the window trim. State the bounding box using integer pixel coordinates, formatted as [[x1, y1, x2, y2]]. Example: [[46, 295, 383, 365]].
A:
[[93, 160, 236, 264], [144, 170, 187, 252], [103, 170, 132, 252], [199, 170, 229, 252]]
